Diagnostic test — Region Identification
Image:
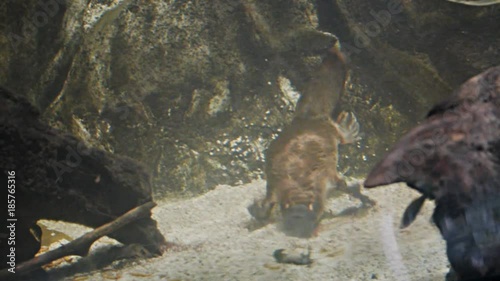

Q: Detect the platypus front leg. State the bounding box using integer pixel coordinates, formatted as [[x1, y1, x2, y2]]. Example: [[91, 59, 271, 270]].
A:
[[248, 181, 276, 222], [324, 180, 376, 219], [334, 111, 361, 144]]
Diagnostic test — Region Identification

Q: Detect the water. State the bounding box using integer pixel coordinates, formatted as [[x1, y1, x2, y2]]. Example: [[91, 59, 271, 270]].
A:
[[1, 0, 499, 280]]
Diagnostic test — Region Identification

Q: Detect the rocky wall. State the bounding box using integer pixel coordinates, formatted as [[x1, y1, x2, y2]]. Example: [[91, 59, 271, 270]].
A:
[[1, 0, 498, 197]]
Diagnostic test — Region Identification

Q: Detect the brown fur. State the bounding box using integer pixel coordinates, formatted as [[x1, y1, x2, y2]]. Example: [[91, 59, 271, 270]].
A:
[[265, 114, 356, 216], [248, 44, 365, 237]]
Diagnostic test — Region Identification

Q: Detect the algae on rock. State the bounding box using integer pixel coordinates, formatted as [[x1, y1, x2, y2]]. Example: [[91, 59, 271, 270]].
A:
[[1, 0, 498, 197]]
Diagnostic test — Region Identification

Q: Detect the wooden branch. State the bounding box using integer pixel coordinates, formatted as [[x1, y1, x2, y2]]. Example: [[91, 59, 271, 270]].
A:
[[0, 201, 157, 279]]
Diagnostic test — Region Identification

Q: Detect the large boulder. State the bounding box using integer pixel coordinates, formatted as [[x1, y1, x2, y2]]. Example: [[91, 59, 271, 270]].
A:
[[1, 0, 498, 196], [0, 87, 167, 270]]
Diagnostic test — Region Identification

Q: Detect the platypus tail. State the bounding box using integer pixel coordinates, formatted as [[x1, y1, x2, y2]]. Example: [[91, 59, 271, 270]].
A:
[[294, 43, 348, 120]]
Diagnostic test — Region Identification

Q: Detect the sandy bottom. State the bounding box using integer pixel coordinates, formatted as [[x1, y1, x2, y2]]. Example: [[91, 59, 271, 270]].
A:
[[43, 180, 450, 281]]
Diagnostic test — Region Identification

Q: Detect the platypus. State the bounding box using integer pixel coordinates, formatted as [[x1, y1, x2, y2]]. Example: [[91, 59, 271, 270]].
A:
[[249, 43, 373, 238]]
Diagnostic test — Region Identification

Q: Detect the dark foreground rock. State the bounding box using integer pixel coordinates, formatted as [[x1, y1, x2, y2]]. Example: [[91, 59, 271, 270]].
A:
[[0, 87, 167, 274], [365, 66, 500, 280]]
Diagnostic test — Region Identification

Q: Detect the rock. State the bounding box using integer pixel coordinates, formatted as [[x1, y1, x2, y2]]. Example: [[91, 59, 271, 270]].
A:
[[0, 0, 498, 196], [0, 87, 167, 270], [364, 66, 500, 280]]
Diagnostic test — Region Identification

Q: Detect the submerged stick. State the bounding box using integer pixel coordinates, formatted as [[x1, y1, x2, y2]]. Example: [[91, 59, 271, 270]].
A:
[[0, 201, 156, 279]]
